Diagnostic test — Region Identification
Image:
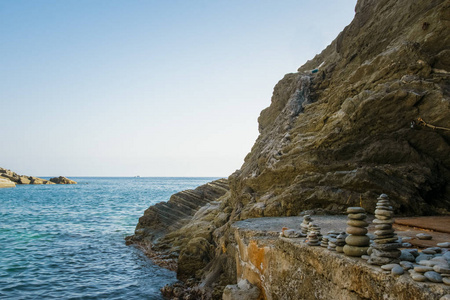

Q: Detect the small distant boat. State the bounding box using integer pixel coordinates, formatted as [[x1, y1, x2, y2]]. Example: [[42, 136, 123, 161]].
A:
[[134, 175, 141, 178]]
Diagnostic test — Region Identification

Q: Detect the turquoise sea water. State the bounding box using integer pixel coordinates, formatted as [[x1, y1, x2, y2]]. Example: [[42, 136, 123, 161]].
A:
[[0, 177, 218, 299]]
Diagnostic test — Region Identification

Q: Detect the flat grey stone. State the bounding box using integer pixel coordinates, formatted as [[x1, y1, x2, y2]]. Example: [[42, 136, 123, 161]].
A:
[[381, 263, 400, 271], [437, 242, 450, 248], [391, 265, 404, 275], [402, 242, 412, 248], [424, 271, 443, 283], [345, 235, 370, 247], [374, 209, 394, 217], [443, 278, 450, 285], [373, 219, 394, 224], [347, 207, 365, 214], [400, 261, 414, 270], [415, 254, 433, 263], [434, 265, 450, 274], [399, 250, 415, 262], [348, 213, 367, 220], [414, 266, 434, 273], [422, 249, 437, 255], [416, 233, 432, 240], [411, 274, 427, 282], [372, 248, 401, 258], [346, 219, 368, 228]]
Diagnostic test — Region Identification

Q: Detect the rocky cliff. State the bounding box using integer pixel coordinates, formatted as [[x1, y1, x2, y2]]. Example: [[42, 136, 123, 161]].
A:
[[130, 0, 450, 298]]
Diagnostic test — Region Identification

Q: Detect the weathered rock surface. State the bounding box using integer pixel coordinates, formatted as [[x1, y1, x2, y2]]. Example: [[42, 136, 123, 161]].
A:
[[130, 0, 450, 298], [0, 177, 15, 188], [49, 176, 77, 184]]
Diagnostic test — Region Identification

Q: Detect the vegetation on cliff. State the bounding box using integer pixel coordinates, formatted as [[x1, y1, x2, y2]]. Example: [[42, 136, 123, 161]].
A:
[[129, 0, 450, 298]]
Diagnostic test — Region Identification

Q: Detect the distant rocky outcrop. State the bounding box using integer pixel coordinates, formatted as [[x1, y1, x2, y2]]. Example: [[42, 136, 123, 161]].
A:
[[130, 0, 450, 298], [49, 176, 77, 184], [0, 167, 76, 185]]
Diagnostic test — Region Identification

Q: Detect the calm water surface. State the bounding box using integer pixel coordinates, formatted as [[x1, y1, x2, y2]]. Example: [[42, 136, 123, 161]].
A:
[[0, 177, 218, 299]]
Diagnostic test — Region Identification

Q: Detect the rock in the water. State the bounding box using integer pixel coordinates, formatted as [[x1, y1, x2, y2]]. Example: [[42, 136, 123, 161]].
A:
[[49, 176, 77, 184]]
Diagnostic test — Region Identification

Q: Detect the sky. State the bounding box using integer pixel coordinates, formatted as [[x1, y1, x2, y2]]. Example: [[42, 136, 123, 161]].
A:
[[0, 0, 357, 177]]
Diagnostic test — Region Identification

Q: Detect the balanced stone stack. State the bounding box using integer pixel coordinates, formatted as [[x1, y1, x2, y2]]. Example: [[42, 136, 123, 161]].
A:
[[301, 215, 312, 236], [343, 207, 370, 257], [327, 231, 339, 251], [368, 194, 401, 265], [335, 232, 347, 253], [320, 236, 329, 248], [306, 223, 321, 246]]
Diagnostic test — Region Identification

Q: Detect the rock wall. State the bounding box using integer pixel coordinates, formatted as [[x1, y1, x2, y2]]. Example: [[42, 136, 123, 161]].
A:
[[232, 217, 449, 300]]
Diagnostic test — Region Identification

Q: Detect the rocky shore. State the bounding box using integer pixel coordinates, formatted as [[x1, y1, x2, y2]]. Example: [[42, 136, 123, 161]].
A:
[[127, 0, 450, 298], [0, 167, 77, 186]]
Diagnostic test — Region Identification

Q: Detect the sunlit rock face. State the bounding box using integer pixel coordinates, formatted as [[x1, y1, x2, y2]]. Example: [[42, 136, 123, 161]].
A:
[[232, 0, 450, 217]]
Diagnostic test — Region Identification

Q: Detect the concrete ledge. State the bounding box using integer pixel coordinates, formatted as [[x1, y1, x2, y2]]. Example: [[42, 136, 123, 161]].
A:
[[232, 216, 450, 300]]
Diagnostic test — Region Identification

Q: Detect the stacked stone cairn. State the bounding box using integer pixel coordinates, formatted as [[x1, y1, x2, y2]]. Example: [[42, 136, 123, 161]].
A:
[[335, 232, 347, 253], [320, 236, 329, 248], [306, 223, 321, 246], [368, 194, 401, 265], [327, 231, 339, 251], [343, 207, 370, 257], [300, 215, 312, 236]]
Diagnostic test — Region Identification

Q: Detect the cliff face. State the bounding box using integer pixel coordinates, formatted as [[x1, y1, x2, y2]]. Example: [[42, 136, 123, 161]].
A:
[[130, 0, 450, 298], [233, 0, 450, 217]]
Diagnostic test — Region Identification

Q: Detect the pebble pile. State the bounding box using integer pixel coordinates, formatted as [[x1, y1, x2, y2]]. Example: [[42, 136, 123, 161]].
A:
[[343, 207, 370, 257], [368, 194, 401, 265]]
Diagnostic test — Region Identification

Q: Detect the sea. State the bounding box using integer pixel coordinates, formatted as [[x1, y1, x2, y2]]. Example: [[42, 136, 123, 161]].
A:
[[0, 177, 219, 300]]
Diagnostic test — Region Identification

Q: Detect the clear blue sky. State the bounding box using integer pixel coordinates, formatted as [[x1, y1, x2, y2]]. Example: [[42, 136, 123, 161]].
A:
[[1, 0, 357, 177]]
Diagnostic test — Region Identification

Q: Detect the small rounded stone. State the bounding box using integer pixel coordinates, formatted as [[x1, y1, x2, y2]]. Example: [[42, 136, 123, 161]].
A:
[[346, 226, 368, 235], [375, 229, 395, 236], [391, 265, 404, 275], [414, 266, 434, 273], [437, 242, 450, 248], [444, 278, 450, 285], [378, 194, 389, 200], [343, 245, 369, 257], [375, 224, 392, 230], [411, 274, 427, 282], [416, 233, 432, 240], [381, 263, 399, 271], [375, 209, 394, 217], [347, 220, 369, 228], [375, 215, 391, 220], [434, 265, 450, 274], [424, 271, 443, 283], [348, 213, 367, 220], [347, 207, 365, 214], [373, 219, 394, 224], [346, 235, 370, 247]]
